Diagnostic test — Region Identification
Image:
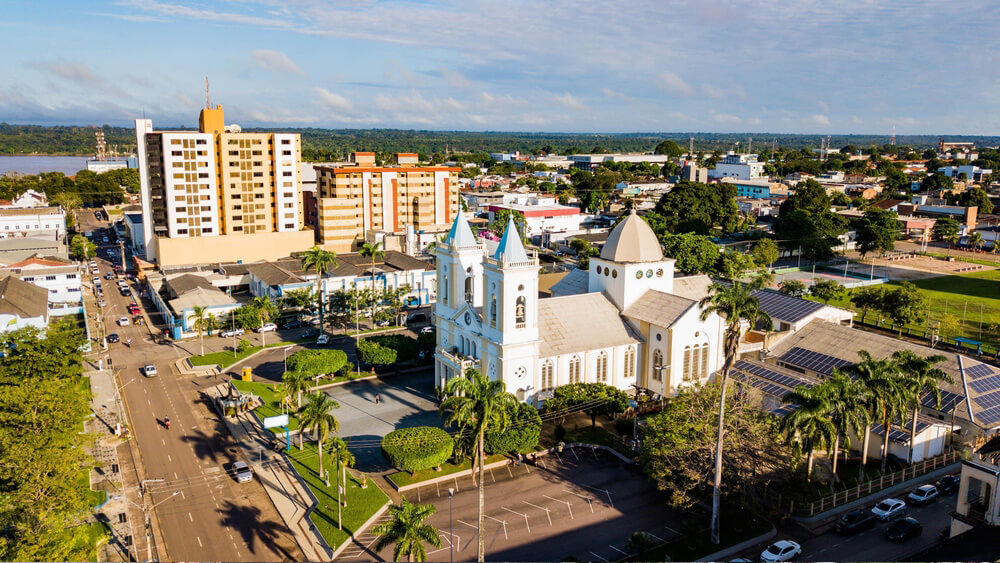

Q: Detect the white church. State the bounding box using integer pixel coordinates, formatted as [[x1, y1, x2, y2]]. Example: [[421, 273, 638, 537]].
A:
[[433, 210, 726, 404]]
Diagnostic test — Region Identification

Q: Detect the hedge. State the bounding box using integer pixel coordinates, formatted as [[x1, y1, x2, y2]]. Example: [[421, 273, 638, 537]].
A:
[[485, 402, 542, 455], [357, 338, 397, 366], [368, 334, 421, 362], [381, 426, 454, 472]]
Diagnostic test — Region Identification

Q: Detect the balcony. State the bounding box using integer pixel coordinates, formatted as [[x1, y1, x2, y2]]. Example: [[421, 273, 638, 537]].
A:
[[738, 330, 766, 354], [437, 347, 481, 372]]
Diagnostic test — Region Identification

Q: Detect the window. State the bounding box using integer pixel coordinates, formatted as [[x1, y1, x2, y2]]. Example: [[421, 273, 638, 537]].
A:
[[45, 275, 56, 281], [683, 346, 692, 381], [624, 347, 635, 380], [490, 294, 497, 327], [700, 344, 710, 379], [442, 275, 448, 304], [653, 350, 663, 382], [569, 356, 581, 383], [515, 296, 526, 328], [541, 360, 554, 391], [464, 276, 473, 303]]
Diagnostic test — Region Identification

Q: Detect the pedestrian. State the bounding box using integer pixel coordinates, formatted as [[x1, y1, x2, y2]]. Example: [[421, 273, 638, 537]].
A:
[[518, 453, 523, 466], [374, 393, 380, 404]]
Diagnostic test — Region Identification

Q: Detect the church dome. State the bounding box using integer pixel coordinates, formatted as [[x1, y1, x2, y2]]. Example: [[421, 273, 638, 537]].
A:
[[599, 210, 664, 263]]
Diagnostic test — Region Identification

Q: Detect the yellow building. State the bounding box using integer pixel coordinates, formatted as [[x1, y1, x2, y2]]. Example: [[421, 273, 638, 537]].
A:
[[315, 152, 460, 252], [136, 106, 314, 266]]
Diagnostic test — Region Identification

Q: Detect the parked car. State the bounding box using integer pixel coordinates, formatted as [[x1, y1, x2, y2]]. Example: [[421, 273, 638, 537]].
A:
[[220, 328, 245, 338], [127, 304, 141, 315], [98, 299, 106, 308], [92, 277, 101, 285], [300, 328, 320, 339], [375, 319, 390, 327], [885, 517, 922, 542], [233, 461, 253, 483], [282, 319, 303, 329], [935, 475, 960, 495], [835, 509, 878, 535], [142, 364, 158, 377], [117, 316, 130, 327], [257, 323, 277, 333], [760, 540, 801, 562], [104, 272, 115, 280], [316, 334, 330, 346], [107, 333, 120, 343], [406, 313, 427, 324], [872, 498, 907, 521], [420, 326, 434, 334], [908, 484, 939, 506]]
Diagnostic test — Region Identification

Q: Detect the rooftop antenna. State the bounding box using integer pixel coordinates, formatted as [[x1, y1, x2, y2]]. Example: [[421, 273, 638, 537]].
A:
[[689, 137, 694, 156], [890, 124, 896, 146], [205, 76, 211, 109], [748, 137, 752, 154]]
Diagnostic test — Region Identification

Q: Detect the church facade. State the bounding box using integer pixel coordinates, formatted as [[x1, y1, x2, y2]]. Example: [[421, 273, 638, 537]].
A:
[[433, 211, 725, 404]]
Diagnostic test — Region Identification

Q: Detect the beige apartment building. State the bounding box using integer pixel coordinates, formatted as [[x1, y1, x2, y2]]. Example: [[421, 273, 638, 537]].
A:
[[315, 152, 460, 252], [136, 106, 313, 266]]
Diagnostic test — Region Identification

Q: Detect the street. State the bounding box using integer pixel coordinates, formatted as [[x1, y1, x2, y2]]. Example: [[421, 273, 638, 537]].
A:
[[88, 242, 302, 561]]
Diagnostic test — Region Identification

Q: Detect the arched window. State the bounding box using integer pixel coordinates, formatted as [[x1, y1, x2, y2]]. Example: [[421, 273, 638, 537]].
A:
[[683, 346, 692, 382], [515, 296, 526, 328], [464, 276, 473, 303], [653, 350, 663, 382], [596, 351, 608, 382], [691, 344, 701, 381], [700, 344, 710, 379], [624, 346, 635, 380], [471, 341, 477, 359], [490, 294, 497, 327], [541, 360, 554, 391], [569, 356, 581, 384]]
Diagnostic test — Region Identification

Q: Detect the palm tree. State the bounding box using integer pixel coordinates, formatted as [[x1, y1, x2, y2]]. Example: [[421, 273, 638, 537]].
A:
[[372, 499, 442, 562], [945, 231, 959, 249], [846, 351, 899, 481], [250, 296, 278, 345], [191, 305, 211, 356], [852, 350, 908, 473], [820, 371, 871, 482], [301, 245, 338, 331], [781, 385, 837, 481], [969, 231, 984, 252], [325, 435, 355, 529], [282, 370, 311, 410], [297, 392, 340, 476], [359, 241, 386, 320], [439, 368, 516, 562], [697, 276, 773, 545], [273, 382, 294, 415], [892, 351, 952, 463]]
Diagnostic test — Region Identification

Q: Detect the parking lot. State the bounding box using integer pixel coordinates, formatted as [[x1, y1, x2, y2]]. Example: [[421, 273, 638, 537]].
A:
[[359, 450, 682, 562]]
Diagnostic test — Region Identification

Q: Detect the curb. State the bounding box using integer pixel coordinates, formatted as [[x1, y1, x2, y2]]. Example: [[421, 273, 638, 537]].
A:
[[329, 500, 391, 561], [696, 525, 777, 562]]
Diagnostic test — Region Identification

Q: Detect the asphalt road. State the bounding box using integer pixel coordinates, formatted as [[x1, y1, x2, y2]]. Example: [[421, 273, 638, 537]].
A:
[[95, 255, 301, 561], [362, 452, 680, 562]]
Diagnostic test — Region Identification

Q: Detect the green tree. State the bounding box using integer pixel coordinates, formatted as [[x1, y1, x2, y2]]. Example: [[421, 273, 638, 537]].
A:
[[892, 351, 951, 463], [483, 402, 542, 454], [968, 231, 984, 252], [697, 276, 773, 544], [849, 351, 907, 474], [191, 305, 214, 357], [647, 180, 739, 235], [750, 238, 779, 270], [810, 279, 845, 304], [250, 296, 278, 344], [70, 234, 96, 262], [780, 385, 837, 481], [881, 283, 927, 337], [359, 241, 387, 318], [297, 392, 340, 475], [716, 251, 756, 280], [778, 279, 807, 297], [280, 288, 315, 314], [301, 246, 339, 332], [439, 368, 516, 562], [372, 499, 442, 562], [931, 216, 960, 242], [488, 209, 527, 240], [660, 233, 720, 275], [282, 370, 311, 410], [820, 372, 871, 481], [654, 139, 684, 157], [286, 349, 348, 382], [850, 286, 885, 324], [274, 382, 294, 414], [855, 208, 900, 257], [774, 180, 848, 262], [920, 172, 954, 193], [357, 337, 397, 366], [545, 383, 628, 428]]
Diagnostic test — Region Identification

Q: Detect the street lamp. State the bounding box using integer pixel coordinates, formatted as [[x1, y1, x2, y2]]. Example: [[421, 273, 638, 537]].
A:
[[448, 487, 455, 563]]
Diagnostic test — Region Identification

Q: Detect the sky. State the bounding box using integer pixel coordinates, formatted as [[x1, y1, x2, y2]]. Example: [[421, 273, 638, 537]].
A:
[[2, 0, 1000, 134]]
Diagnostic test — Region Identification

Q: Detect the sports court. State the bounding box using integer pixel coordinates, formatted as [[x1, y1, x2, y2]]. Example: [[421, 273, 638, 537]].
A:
[[342, 448, 684, 562]]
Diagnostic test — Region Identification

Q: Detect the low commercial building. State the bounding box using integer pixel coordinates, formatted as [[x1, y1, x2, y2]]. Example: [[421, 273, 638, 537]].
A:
[[709, 153, 766, 181], [147, 272, 240, 339], [0, 207, 66, 239], [0, 254, 82, 316], [721, 178, 788, 199], [123, 213, 146, 257], [939, 165, 992, 183], [568, 153, 674, 171], [949, 435, 1000, 537], [487, 202, 582, 238], [0, 275, 49, 332]]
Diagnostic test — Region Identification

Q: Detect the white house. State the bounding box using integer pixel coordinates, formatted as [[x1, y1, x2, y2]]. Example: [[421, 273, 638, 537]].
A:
[[434, 210, 727, 404], [0, 254, 82, 316], [0, 276, 50, 332], [0, 189, 48, 209], [709, 153, 766, 181], [0, 207, 66, 239]]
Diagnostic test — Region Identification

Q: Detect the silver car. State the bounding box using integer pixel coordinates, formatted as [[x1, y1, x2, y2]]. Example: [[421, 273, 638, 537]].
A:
[[233, 461, 253, 483]]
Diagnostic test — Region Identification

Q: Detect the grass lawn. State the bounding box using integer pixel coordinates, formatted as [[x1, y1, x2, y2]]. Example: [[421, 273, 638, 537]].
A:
[[78, 469, 106, 508], [62, 520, 111, 562], [189, 340, 295, 369], [286, 441, 389, 551], [231, 378, 303, 432], [808, 269, 1000, 348], [388, 454, 508, 488]]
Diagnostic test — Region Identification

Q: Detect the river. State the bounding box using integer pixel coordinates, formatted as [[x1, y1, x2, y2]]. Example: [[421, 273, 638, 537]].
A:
[[0, 156, 91, 176]]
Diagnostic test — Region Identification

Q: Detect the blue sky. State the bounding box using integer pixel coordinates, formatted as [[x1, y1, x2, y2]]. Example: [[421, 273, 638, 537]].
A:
[[2, 0, 999, 134]]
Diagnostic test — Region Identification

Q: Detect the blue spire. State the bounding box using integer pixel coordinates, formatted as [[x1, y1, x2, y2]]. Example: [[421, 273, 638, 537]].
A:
[[445, 213, 476, 247], [493, 215, 529, 262]]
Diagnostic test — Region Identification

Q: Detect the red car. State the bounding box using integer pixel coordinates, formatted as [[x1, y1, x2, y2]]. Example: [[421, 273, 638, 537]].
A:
[[128, 304, 141, 315]]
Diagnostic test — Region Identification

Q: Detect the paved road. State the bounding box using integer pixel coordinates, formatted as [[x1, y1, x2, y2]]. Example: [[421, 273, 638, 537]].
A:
[[94, 256, 302, 561]]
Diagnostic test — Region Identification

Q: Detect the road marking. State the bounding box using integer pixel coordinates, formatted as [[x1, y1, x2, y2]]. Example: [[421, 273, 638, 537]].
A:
[[180, 491, 184, 499], [485, 515, 508, 539], [609, 545, 629, 556], [196, 536, 203, 547], [161, 439, 165, 446], [502, 507, 530, 533], [188, 513, 193, 522], [589, 552, 608, 561], [543, 495, 574, 519], [646, 531, 665, 542], [664, 525, 679, 535], [167, 454, 172, 462], [456, 519, 478, 530]]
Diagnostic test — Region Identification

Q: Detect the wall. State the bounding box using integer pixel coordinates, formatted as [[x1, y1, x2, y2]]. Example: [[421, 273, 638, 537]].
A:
[[153, 230, 315, 268]]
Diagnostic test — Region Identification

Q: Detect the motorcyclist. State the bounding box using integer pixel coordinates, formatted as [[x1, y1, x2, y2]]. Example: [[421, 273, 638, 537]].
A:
[[164, 416, 170, 429]]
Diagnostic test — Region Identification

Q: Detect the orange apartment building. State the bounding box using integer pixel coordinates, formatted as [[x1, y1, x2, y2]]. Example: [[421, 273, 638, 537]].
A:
[[314, 152, 460, 252]]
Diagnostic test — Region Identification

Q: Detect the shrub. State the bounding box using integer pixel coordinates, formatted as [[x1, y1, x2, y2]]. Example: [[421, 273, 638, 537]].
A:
[[236, 338, 252, 353], [381, 426, 454, 472], [368, 334, 421, 362], [614, 415, 636, 437], [485, 403, 542, 454], [286, 349, 347, 377], [357, 338, 397, 366]]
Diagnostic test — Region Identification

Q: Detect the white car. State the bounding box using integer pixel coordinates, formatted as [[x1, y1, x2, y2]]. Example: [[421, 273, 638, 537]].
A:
[[871, 498, 907, 520], [117, 316, 130, 327], [420, 326, 434, 334], [257, 323, 278, 333], [142, 364, 157, 377], [316, 334, 330, 346], [233, 461, 253, 483], [908, 484, 939, 506], [760, 540, 801, 562], [219, 328, 244, 338]]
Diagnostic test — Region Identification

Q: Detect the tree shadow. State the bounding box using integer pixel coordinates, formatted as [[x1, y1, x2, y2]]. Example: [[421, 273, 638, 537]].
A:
[[217, 500, 297, 560], [179, 426, 232, 464]]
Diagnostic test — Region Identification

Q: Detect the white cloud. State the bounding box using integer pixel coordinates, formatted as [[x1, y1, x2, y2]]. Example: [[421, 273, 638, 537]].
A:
[[250, 49, 304, 75], [702, 84, 724, 99], [551, 92, 585, 110], [811, 114, 831, 126], [657, 71, 693, 96], [314, 88, 352, 111], [440, 69, 474, 89], [713, 113, 742, 124]]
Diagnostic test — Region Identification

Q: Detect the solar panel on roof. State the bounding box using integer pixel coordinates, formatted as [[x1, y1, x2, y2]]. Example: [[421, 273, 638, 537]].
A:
[[923, 390, 963, 412], [973, 390, 1000, 409], [772, 404, 799, 417], [969, 374, 1000, 395], [965, 363, 996, 379], [731, 371, 791, 399], [779, 347, 853, 375], [735, 360, 813, 389], [975, 406, 1000, 426]]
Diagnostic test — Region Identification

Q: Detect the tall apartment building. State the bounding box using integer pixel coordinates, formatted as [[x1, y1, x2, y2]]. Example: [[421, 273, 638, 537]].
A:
[[135, 106, 314, 266], [314, 152, 460, 252]]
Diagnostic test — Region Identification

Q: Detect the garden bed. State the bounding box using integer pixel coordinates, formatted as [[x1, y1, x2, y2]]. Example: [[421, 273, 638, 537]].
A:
[[387, 454, 508, 488]]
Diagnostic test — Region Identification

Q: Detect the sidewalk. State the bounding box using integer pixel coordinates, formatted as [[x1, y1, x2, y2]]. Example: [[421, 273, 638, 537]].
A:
[[214, 383, 332, 561]]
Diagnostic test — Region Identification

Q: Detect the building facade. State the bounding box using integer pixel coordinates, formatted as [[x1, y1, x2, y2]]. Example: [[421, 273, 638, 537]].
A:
[[0, 207, 66, 239], [314, 152, 460, 252], [135, 106, 313, 266], [709, 153, 766, 181], [0, 255, 82, 315]]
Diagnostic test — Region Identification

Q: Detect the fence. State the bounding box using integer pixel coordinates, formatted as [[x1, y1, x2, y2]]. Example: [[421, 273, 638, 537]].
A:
[[765, 451, 960, 517]]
